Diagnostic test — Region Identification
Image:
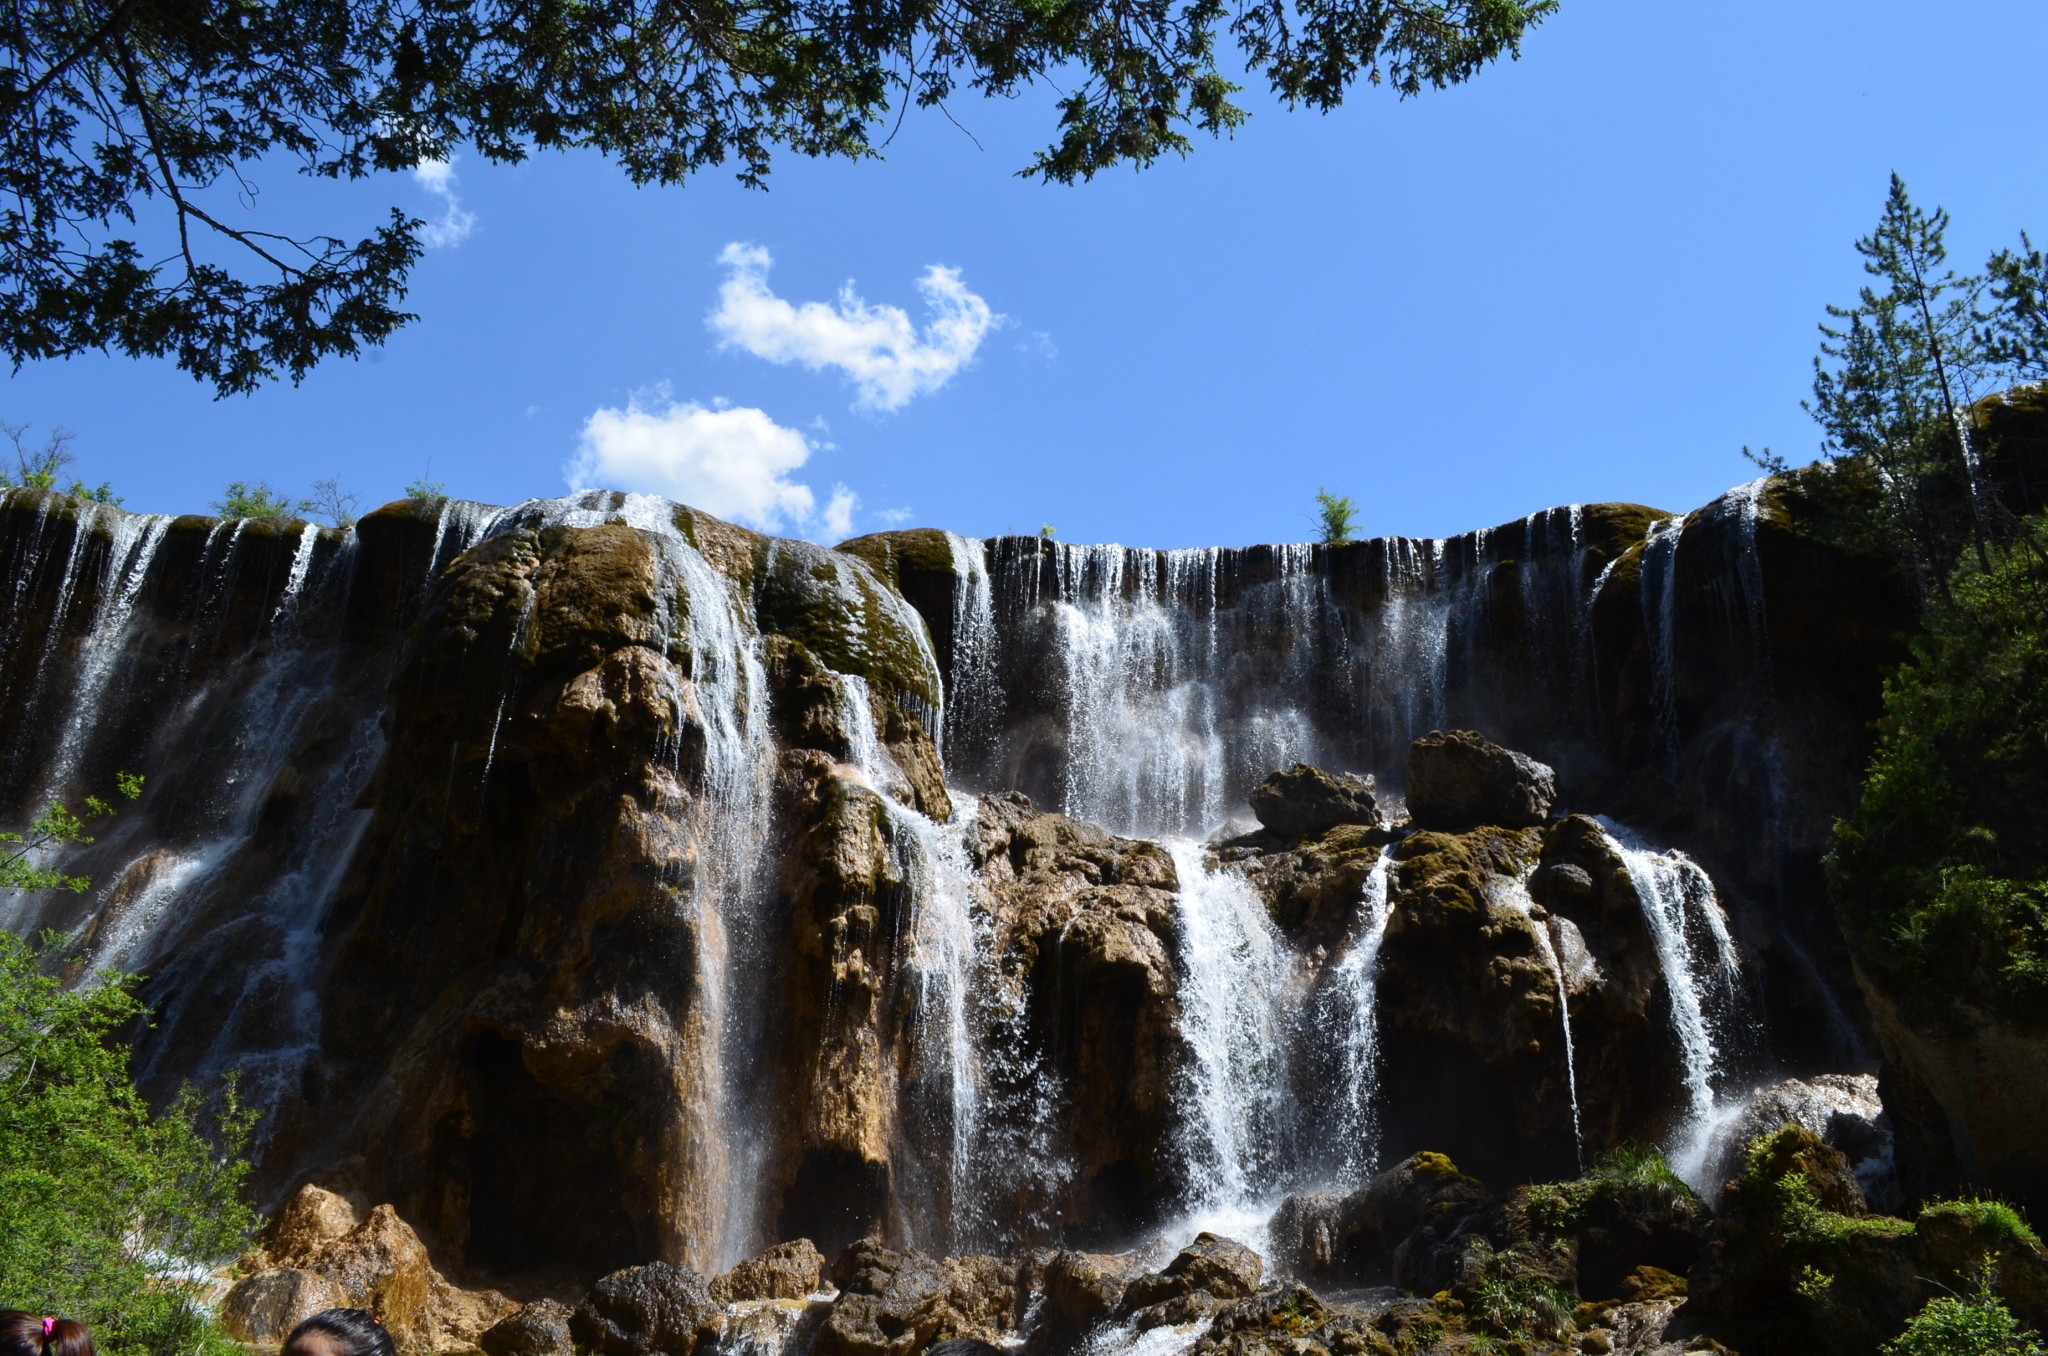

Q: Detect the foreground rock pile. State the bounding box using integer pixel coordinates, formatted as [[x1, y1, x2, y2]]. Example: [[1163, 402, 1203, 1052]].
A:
[[225, 1121, 2048, 1356]]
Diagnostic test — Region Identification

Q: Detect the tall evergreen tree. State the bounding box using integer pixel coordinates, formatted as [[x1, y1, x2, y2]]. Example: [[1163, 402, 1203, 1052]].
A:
[[1808, 174, 1991, 561]]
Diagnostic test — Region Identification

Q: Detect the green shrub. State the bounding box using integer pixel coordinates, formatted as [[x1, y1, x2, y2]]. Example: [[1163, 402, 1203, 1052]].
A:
[[1830, 516, 2048, 1029], [211, 480, 308, 519], [0, 926, 256, 1356], [1884, 1292, 2046, 1356]]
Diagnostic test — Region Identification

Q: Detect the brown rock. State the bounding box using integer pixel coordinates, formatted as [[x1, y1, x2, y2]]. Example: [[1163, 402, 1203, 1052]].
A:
[[219, 1267, 350, 1345], [570, 1262, 717, 1356], [268, 1183, 364, 1264], [1406, 730, 1555, 830], [712, 1239, 831, 1304], [480, 1301, 574, 1356], [816, 1242, 1016, 1356], [1247, 763, 1381, 840], [1024, 1251, 1149, 1355], [309, 1204, 437, 1345], [1118, 1233, 1263, 1313]]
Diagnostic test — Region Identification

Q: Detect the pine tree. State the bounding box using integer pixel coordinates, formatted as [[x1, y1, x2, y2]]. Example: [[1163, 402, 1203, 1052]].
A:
[[1808, 175, 1993, 573]]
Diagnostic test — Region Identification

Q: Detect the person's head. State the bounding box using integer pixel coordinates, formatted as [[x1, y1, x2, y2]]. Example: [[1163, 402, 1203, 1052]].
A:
[[283, 1310, 395, 1356], [0, 1313, 94, 1356]]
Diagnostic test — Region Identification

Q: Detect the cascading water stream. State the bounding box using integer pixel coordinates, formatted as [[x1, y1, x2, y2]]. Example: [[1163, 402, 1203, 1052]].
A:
[[1640, 515, 1684, 770], [1492, 873, 1585, 1169], [1595, 817, 1743, 1186], [34, 513, 169, 808], [1311, 846, 1397, 1182], [1162, 840, 1294, 1237]]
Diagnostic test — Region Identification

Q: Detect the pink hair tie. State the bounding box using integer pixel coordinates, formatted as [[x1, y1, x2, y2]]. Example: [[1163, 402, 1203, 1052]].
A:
[[41, 1319, 55, 1339]]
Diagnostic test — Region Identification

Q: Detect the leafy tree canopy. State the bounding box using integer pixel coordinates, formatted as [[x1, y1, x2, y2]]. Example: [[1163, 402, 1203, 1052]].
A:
[[0, 927, 256, 1356], [0, 0, 1554, 395], [2, 775, 255, 1356]]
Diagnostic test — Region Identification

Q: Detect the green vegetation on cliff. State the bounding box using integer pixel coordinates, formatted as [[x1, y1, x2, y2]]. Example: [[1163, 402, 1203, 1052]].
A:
[[1831, 517, 2048, 1029], [3, 784, 255, 1356], [0, 930, 256, 1356]]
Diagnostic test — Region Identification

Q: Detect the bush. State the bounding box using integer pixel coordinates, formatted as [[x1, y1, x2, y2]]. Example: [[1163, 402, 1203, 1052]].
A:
[[1884, 1292, 2046, 1356], [211, 480, 308, 519], [0, 928, 256, 1356], [1830, 516, 2048, 1028]]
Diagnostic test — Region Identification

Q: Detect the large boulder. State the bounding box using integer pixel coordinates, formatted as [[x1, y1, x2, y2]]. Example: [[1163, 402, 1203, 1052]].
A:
[[1405, 731, 1555, 830], [1114, 1233, 1264, 1330], [1267, 1153, 1488, 1291], [266, 1183, 364, 1261], [815, 1242, 1018, 1356], [248, 1193, 515, 1353], [1247, 764, 1380, 840], [1693, 1074, 1892, 1206], [571, 1263, 717, 1356], [480, 1301, 574, 1356], [712, 1239, 831, 1304], [219, 1268, 351, 1345], [1025, 1251, 1150, 1355]]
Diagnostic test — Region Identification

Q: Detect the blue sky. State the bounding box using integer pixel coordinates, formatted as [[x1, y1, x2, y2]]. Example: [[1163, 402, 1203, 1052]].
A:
[[5, 0, 2046, 548]]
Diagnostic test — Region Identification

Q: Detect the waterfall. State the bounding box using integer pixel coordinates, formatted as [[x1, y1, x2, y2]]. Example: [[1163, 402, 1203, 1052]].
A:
[[37, 513, 169, 806], [1163, 840, 1294, 1230], [1595, 818, 1743, 1186], [944, 533, 1000, 770], [1311, 846, 1397, 1183], [1640, 515, 1684, 771], [1491, 872, 1584, 1168]]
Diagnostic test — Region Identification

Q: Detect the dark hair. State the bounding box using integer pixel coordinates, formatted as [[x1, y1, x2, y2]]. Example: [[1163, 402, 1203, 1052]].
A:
[[284, 1310, 395, 1356], [0, 1313, 94, 1356]]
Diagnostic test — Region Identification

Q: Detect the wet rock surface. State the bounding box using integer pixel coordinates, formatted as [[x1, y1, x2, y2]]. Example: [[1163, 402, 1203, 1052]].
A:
[[1248, 763, 1382, 840], [480, 1300, 575, 1356], [815, 1241, 1019, 1356], [570, 1262, 717, 1356], [1406, 730, 1557, 831]]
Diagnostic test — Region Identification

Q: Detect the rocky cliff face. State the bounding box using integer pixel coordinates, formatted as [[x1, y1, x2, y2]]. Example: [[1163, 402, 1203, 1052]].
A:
[[0, 463, 1926, 1296]]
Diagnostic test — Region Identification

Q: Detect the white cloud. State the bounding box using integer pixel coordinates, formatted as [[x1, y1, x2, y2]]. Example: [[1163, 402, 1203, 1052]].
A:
[[414, 158, 477, 248], [567, 394, 826, 533], [820, 486, 859, 541], [709, 243, 999, 412], [875, 507, 914, 527]]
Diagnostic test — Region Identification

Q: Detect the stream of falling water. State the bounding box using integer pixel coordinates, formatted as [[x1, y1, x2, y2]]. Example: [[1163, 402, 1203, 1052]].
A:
[[1595, 818, 1744, 1187], [1163, 840, 1294, 1242], [1312, 846, 1397, 1182]]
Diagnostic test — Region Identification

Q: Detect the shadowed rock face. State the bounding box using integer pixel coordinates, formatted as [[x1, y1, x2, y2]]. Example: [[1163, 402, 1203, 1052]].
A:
[[1405, 730, 1555, 830]]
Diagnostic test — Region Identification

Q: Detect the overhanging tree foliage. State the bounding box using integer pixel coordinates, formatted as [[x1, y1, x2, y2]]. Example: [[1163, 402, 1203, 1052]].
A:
[[0, 0, 1555, 395]]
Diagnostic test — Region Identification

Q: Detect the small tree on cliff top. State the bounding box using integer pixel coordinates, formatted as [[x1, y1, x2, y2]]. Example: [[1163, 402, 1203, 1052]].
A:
[[1314, 489, 1360, 544]]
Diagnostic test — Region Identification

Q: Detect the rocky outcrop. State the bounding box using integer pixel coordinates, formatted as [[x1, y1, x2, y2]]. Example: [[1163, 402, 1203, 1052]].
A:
[[1371, 825, 1576, 1181], [1693, 1074, 1891, 1207], [233, 1185, 516, 1353], [963, 792, 1188, 1238], [1689, 1124, 2048, 1354], [711, 1239, 830, 1303], [1026, 1250, 1153, 1355], [570, 1262, 718, 1356], [1247, 764, 1380, 840], [480, 1301, 575, 1356], [1406, 730, 1556, 830], [1269, 1152, 1490, 1291], [1114, 1233, 1263, 1330], [219, 1268, 350, 1345], [814, 1242, 1019, 1356]]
